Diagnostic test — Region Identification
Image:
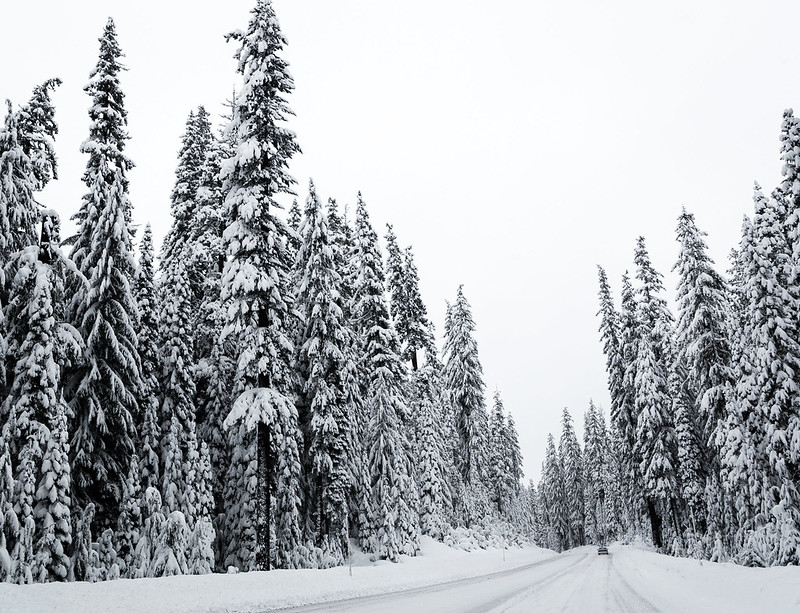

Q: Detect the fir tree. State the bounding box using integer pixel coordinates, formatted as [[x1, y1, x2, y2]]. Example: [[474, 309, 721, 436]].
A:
[[673, 208, 734, 454], [540, 434, 567, 552], [134, 225, 161, 491], [219, 0, 303, 572], [0, 101, 40, 264], [488, 391, 513, 517], [15, 78, 61, 193], [415, 361, 448, 539], [66, 18, 141, 530], [442, 285, 488, 506], [352, 195, 419, 557], [33, 400, 72, 582], [115, 455, 142, 578], [730, 185, 800, 564], [295, 180, 351, 556], [633, 237, 679, 549], [161, 107, 213, 274], [559, 408, 585, 548]]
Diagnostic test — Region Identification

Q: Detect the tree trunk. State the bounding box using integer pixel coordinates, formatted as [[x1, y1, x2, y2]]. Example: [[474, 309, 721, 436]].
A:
[[646, 498, 663, 549]]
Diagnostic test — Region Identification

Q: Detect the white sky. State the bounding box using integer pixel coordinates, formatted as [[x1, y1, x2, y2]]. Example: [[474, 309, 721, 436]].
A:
[[3, 0, 800, 481]]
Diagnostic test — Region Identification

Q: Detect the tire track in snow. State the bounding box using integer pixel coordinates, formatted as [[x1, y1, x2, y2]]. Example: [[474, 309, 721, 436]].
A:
[[270, 552, 584, 613]]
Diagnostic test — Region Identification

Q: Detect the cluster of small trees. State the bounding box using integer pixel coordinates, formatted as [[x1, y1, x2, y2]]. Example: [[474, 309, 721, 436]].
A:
[[0, 0, 533, 584], [532, 112, 800, 567]]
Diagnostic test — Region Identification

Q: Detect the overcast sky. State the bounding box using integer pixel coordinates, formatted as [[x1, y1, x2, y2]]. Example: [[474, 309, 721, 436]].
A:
[[3, 1, 800, 480]]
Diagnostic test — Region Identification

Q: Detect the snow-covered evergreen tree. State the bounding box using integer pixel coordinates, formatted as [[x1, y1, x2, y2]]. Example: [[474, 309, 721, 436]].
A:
[[352, 195, 419, 558], [294, 180, 352, 558], [14, 78, 61, 194], [115, 454, 142, 578], [673, 208, 734, 458], [415, 360, 448, 539], [33, 399, 72, 582], [488, 391, 513, 517], [160, 107, 213, 274], [442, 285, 489, 524], [0, 102, 40, 264], [559, 408, 585, 548], [540, 434, 567, 552], [134, 225, 161, 491], [727, 184, 800, 565], [219, 0, 304, 572], [150, 511, 188, 577], [633, 237, 679, 549], [66, 17, 141, 530]]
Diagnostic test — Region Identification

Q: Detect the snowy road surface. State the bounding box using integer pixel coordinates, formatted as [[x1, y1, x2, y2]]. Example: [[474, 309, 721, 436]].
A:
[[3, 540, 799, 613], [276, 548, 659, 612]]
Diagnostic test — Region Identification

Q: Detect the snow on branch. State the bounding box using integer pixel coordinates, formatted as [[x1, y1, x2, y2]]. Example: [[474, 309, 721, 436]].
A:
[[224, 387, 295, 432]]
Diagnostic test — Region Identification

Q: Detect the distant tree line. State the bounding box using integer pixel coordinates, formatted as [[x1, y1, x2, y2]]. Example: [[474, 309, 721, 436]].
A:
[[0, 0, 536, 584], [533, 115, 800, 566]]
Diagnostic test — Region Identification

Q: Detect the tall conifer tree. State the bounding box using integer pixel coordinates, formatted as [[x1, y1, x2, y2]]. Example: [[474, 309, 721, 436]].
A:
[[220, 0, 303, 571], [66, 18, 141, 529]]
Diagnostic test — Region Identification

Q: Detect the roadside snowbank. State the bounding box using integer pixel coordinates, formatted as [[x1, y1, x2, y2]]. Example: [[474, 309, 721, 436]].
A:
[[0, 537, 554, 613], [609, 543, 800, 613]]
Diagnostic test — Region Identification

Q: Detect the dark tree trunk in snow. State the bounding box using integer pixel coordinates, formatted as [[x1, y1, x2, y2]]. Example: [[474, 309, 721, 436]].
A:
[[646, 498, 663, 549]]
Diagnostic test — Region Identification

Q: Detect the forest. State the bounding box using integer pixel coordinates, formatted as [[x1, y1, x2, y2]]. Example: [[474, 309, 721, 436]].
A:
[[563, 148, 800, 567], [1, 0, 798, 588], [0, 1, 534, 583]]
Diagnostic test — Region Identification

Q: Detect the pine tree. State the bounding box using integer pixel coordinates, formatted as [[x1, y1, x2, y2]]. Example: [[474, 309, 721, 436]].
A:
[[0, 102, 40, 264], [12, 445, 36, 584], [558, 408, 585, 548], [161, 107, 213, 273], [673, 208, 734, 455], [295, 180, 351, 557], [633, 237, 679, 549], [352, 195, 419, 558], [673, 208, 733, 544], [540, 434, 567, 552], [415, 361, 448, 539], [115, 455, 142, 578], [15, 78, 61, 193], [506, 412, 523, 497], [402, 247, 436, 371], [220, 1, 304, 571], [134, 225, 161, 491], [729, 185, 800, 564], [442, 285, 489, 521], [33, 400, 72, 582], [367, 373, 420, 561], [66, 17, 141, 530], [157, 244, 199, 527], [488, 391, 513, 517]]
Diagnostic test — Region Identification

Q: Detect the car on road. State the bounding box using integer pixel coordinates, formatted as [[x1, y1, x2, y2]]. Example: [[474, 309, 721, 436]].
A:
[[597, 546, 609, 555]]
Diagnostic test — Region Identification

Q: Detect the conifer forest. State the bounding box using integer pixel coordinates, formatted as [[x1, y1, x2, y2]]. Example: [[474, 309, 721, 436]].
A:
[[0, 0, 798, 588]]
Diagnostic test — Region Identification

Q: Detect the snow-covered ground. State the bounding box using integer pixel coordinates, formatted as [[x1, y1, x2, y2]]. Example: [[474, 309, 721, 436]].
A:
[[1, 540, 798, 613], [0, 537, 553, 613]]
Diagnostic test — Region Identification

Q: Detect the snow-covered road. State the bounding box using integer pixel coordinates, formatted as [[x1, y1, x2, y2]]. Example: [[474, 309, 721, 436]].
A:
[[3, 540, 798, 612], [277, 548, 659, 613], [274, 544, 800, 613]]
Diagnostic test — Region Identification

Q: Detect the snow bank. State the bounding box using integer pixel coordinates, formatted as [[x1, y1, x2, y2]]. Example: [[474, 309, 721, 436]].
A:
[[609, 543, 800, 613], [0, 537, 554, 613]]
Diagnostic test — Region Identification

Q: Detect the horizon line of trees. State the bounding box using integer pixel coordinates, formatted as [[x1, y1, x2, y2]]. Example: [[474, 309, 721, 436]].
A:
[[0, 0, 536, 585]]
